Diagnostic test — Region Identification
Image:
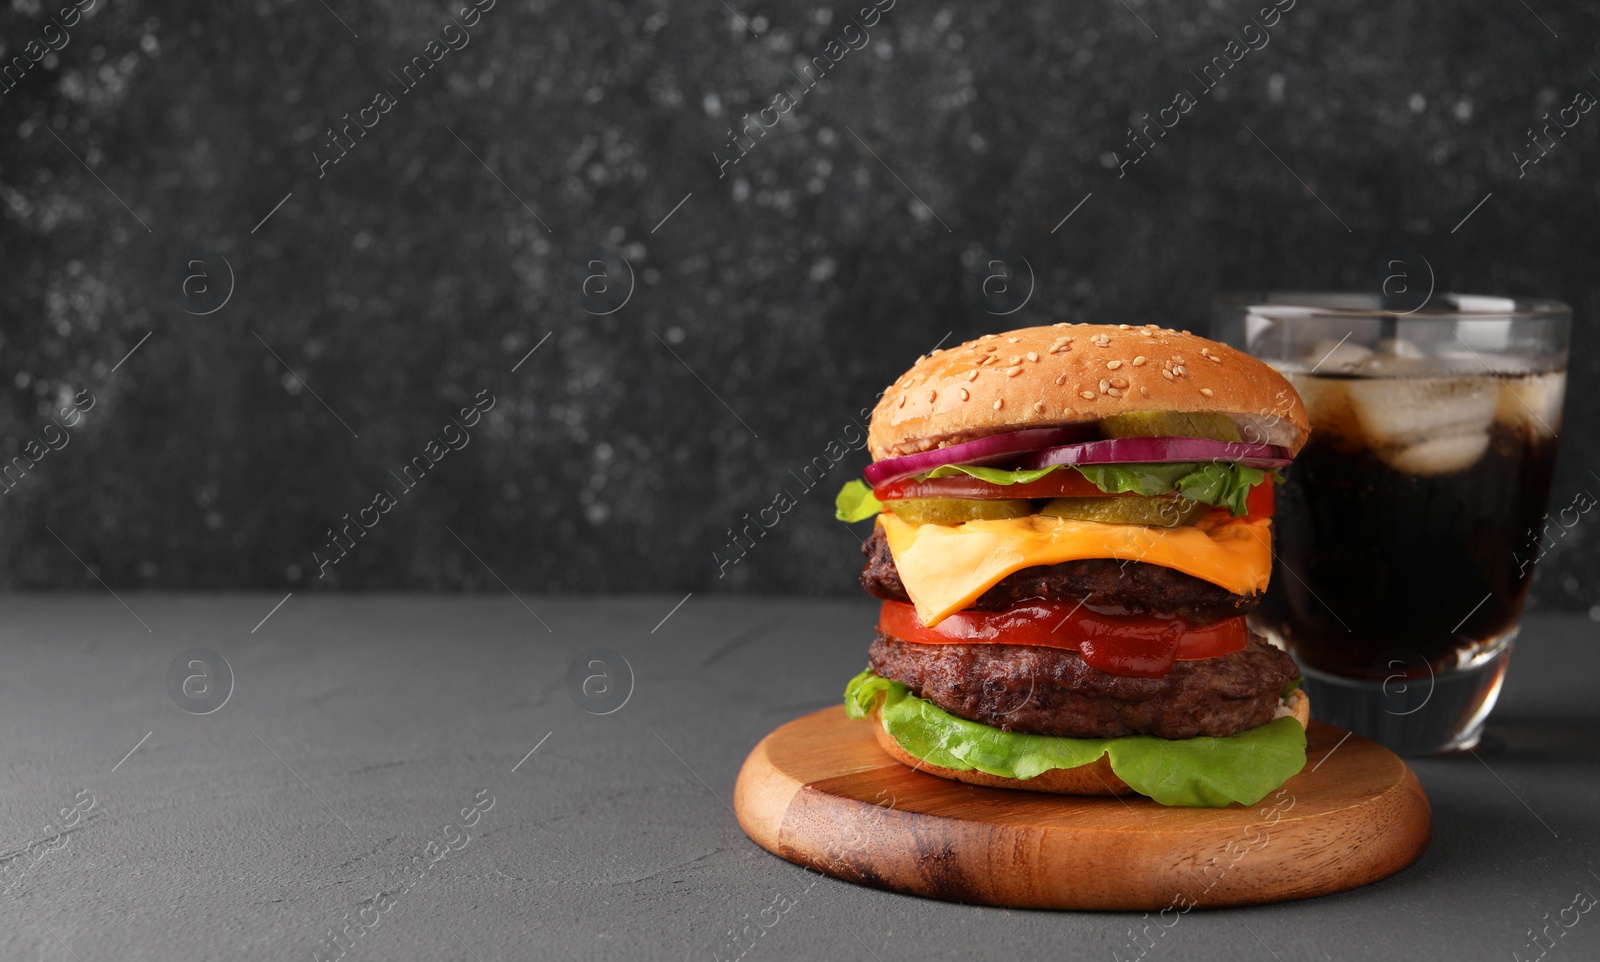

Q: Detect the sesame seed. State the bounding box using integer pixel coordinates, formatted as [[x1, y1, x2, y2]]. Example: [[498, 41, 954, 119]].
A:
[[967, 369, 980, 381], [1174, 355, 1186, 364], [1106, 387, 1123, 397], [1200, 387, 1214, 397], [898, 395, 906, 408], [993, 398, 1004, 410], [1162, 369, 1174, 380], [1055, 374, 1067, 385], [1033, 401, 1045, 413], [1106, 359, 1124, 370], [1005, 366, 1023, 377], [1174, 365, 1186, 376], [1099, 378, 1111, 393], [984, 346, 999, 353], [928, 389, 937, 402], [1110, 376, 1128, 389], [1054, 322, 1071, 328], [1132, 355, 1147, 366], [958, 387, 970, 401], [1008, 356, 1023, 365], [1139, 387, 1150, 398], [1080, 391, 1096, 400], [1118, 324, 1131, 330], [1026, 352, 1040, 363], [1007, 337, 1020, 343], [1092, 335, 1111, 348], [1208, 353, 1222, 363]]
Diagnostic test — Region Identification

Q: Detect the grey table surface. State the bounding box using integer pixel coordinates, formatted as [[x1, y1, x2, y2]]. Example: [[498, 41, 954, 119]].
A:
[[1, 594, 1595, 962]]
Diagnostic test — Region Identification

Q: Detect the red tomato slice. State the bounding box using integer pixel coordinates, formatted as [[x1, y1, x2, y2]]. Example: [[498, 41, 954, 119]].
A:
[[1245, 477, 1275, 518], [878, 600, 1247, 678]]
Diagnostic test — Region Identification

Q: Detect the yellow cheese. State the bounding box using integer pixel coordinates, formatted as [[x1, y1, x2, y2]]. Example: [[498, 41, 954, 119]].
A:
[[878, 512, 1273, 626]]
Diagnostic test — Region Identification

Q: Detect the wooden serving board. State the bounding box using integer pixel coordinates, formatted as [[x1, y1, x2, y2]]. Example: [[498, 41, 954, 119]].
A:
[[735, 708, 1430, 910]]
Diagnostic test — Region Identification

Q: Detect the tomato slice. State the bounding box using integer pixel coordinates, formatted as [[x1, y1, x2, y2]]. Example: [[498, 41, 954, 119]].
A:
[[878, 599, 1247, 678], [1245, 476, 1275, 518]]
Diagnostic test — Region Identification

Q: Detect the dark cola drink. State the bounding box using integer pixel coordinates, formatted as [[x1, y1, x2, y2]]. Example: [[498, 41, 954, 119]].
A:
[[1252, 359, 1566, 753]]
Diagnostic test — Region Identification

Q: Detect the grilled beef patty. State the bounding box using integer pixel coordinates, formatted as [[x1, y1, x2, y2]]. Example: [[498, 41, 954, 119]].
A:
[[868, 630, 1298, 740]]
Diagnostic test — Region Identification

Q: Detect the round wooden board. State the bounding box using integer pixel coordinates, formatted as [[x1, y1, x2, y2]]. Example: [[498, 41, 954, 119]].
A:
[[735, 707, 1431, 910]]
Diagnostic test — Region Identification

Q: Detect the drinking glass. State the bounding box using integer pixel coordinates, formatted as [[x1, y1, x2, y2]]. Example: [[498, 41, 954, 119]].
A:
[[1214, 293, 1570, 754]]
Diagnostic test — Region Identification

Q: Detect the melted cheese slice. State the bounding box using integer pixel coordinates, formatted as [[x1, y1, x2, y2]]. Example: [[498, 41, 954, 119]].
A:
[[879, 512, 1273, 626]]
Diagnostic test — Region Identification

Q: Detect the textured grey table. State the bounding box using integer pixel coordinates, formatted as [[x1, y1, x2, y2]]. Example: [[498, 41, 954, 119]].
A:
[[1, 595, 1595, 961]]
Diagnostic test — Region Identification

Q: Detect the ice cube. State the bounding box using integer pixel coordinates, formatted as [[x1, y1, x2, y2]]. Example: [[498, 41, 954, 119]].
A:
[[1287, 374, 1363, 447], [1375, 337, 1427, 359], [1358, 353, 1432, 378], [1344, 376, 1499, 475], [1381, 433, 1491, 475], [1494, 371, 1566, 437], [1303, 337, 1372, 373]]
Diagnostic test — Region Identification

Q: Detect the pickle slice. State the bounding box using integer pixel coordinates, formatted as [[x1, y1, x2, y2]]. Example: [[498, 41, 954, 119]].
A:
[[1100, 410, 1242, 443], [886, 498, 1034, 526], [1039, 496, 1208, 527]]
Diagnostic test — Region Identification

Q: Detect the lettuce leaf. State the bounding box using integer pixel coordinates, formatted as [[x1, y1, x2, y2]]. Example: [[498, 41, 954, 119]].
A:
[[1073, 462, 1269, 517], [835, 462, 1271, 521], [920, 464, 1065, 485], [834, 480, 884, 522], [844, 670, 1307, 808]]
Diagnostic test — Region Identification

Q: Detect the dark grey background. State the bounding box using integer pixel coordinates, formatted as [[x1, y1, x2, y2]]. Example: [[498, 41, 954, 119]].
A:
[[3, 0, 1599, 611]]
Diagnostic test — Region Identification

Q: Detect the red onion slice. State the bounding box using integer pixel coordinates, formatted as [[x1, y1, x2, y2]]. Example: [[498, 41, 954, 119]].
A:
[[862, 427, 1096, 487], [1010, 437, 1292, 471]]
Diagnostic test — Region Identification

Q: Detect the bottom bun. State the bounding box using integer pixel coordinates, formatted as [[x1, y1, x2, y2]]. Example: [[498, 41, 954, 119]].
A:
[[869, 687, 1311, 796]]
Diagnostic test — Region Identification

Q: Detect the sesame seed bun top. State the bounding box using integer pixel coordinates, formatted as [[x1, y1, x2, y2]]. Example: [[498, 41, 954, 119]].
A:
[[866, 324, 1310, 460]]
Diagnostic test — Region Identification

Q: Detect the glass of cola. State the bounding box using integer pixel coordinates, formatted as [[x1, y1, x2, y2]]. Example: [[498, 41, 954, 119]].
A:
[[1215, 293, 1570, 754]]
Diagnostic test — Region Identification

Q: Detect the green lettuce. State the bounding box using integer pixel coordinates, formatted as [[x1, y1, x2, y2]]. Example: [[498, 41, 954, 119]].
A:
[[844, 670, 1306, 808], [835, 480, 884, 522], [921, 464, 1065, 485], [833, 462, 1273, 522], [1073, 462, 1270, 517]]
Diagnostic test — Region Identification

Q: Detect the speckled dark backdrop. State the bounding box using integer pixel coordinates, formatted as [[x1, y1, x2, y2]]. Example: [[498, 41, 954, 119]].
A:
[[2, 0, 1598, 610]]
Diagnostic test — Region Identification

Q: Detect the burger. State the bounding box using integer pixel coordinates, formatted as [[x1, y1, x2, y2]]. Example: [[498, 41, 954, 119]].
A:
[[835, 323, 1312, 807]]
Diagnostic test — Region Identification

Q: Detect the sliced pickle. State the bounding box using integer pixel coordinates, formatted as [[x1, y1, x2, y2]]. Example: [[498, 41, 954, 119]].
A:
[[1039, 496, 1208, 527], [886, 498, 1034, 526], [1100, 410, 1242, 443]]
